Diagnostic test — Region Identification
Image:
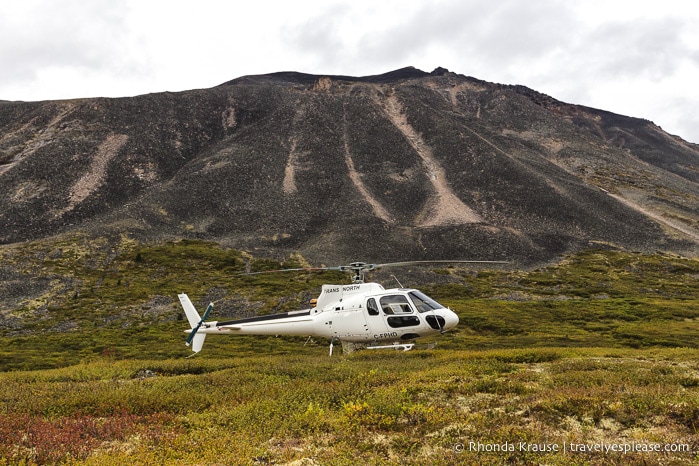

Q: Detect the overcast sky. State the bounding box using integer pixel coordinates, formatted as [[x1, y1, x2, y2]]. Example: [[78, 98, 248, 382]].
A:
[[2, 0, 698, 143]]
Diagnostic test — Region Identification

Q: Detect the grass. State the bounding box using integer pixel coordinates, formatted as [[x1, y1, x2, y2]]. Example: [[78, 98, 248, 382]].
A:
[[0, 349, 696, 464], [0, 237, 698, 464]]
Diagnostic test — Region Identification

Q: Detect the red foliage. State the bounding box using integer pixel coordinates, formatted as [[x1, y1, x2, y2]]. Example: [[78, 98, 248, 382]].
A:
[[0, 412, 178, 464]]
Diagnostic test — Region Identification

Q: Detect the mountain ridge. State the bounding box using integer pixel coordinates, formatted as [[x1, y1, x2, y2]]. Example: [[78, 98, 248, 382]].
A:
[[1, 66, 698, 265]]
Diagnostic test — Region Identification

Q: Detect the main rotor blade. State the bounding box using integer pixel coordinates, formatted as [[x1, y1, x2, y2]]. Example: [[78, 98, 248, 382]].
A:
[[241, 260, 509, 277], [242, 266, 344, 276], [373, 260, 511, 269]]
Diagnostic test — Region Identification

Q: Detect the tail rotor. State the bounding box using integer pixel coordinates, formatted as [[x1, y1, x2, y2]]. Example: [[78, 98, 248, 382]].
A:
[[185, 302, 213, 347], [179, 294, 213, 353]]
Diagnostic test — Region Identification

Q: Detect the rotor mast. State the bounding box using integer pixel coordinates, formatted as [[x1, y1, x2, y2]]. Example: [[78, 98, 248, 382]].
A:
[[342, 262, 375, 284]]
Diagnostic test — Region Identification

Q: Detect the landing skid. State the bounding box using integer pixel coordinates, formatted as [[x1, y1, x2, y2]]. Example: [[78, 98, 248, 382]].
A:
[[367, 343, 414, 351], [331, 340, 437, 355]]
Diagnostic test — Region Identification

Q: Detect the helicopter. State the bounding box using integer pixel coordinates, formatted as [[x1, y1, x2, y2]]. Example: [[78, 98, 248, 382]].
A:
[[180, 260, 507, 355]]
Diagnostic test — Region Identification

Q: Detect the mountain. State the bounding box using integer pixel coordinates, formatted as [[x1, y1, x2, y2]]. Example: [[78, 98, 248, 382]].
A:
[[1, 66, 698, 265]]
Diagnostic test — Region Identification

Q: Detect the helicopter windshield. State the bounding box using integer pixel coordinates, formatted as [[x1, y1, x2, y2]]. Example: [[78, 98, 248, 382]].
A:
[[408, 291, 445, 313]]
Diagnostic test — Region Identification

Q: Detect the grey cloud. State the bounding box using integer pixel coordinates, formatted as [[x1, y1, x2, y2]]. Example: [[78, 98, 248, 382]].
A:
[[660, 97, 699, 143], [361, 1, 576, 67], [454, 0, 577, 65], [280, 4, 353, 70], [0, 0, 133, 83], [283, 0, 581, 78], [583, 18, 691, 81]]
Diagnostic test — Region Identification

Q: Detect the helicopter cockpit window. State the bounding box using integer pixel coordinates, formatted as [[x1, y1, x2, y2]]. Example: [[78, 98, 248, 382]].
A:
[[367, 298, 380, 316], [380, 295, 413, 315], [387, 315, 420, 328], [408, 291, 444, 313]]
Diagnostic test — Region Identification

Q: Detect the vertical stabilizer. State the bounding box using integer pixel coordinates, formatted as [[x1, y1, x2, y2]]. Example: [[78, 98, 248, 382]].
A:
[[179, 293, 201, 328]]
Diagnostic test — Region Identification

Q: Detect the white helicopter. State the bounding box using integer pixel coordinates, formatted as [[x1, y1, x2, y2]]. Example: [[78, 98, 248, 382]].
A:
[[179, 260, 506, 355]]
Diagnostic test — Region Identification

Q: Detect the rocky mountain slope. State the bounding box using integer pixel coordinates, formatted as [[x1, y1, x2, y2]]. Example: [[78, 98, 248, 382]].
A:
[[1, 67, 698, 265]]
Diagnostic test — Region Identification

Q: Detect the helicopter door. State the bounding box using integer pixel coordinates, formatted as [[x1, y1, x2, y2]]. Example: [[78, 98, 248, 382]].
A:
[[379, 295, 421, 329], [366, 297, 389, 338], [330, 304, 370, 340]]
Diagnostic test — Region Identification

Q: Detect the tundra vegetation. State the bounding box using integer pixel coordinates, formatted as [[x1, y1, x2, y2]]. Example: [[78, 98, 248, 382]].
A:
[[0, 237, 698, 464]]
